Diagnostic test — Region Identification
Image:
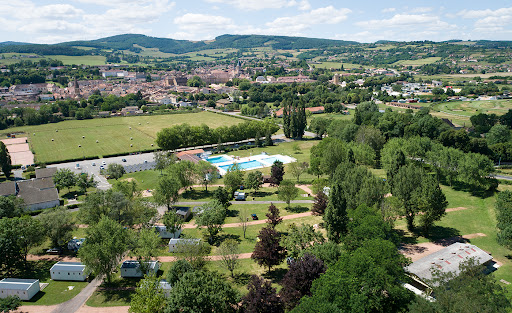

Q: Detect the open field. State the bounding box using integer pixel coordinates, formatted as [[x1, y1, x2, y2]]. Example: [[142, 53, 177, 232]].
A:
[[432, 99, 512, 117], [312, 62, 366, 70], [5, 111, 242, 164], [392, 57, 441, 66]]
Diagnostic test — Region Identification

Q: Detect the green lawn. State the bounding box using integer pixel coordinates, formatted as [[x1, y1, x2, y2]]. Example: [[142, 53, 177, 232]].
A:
[[5, 111, 242, 164], [51, 55, 107, 66], [393, 57, 442, 66]]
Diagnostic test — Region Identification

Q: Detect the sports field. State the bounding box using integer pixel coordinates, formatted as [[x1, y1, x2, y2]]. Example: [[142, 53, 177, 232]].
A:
[[4, 111, 242, 164]]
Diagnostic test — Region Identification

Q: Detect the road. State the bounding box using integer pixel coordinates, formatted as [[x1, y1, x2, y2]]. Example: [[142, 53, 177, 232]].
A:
[[51, 276, 103, 313]]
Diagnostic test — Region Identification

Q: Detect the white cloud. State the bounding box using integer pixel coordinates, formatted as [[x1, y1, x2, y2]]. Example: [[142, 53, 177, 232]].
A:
[[458, 7, 512, 19], [356, 14, 454, 30], [410, 7, 433, 13], [382, 8, 396, 13], [204, 0, 296, 11]]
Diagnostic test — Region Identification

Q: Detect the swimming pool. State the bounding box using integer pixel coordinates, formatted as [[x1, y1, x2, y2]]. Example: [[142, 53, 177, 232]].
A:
[[219, 160, 265, 171], [261, 155, 293, 165], [207, 155, 232, 164]]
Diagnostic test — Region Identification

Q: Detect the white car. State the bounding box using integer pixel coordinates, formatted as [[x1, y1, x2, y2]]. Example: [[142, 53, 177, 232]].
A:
[[102, 161, 106, 166], [99, 165, 105, 170], [92, 162, 96, 166]]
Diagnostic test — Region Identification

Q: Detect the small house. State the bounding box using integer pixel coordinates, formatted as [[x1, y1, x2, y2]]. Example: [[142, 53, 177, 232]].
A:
[[169, 238, 200, 252], [175, 207, 192, 221], [120, 260, 160, 278], [0, 278, 40, 300], [153, 225, 182, 239], [159, 280, 172, 298], [50, 262, 88, 281]]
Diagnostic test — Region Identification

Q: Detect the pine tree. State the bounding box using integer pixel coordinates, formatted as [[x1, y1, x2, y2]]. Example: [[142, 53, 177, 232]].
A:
[[0, 142, 11, 179]]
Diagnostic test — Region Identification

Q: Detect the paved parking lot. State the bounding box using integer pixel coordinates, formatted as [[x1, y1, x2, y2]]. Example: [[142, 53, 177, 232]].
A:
[[49, 152, 156, 190]]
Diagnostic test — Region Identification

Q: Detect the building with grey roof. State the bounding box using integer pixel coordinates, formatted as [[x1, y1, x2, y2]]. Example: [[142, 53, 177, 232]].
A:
[[0, 181, 16, 197], [120, 260, 160, 278], [35, 167, 57, 179], [405, 242, 494, 293], [50, 261, 88, 281], [0, 278, 40, 300], [17, 178, 60, 211]]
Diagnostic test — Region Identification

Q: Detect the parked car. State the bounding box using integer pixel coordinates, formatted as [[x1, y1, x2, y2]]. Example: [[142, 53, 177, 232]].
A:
[[99, 165, 105, 170], [46, 247, 62, 255], [102, 161, 106, 165], [75, 163, 80, 169], [251, 214, 258, 220], [122, 158, 127, 162], [92, 162, 96, 166]]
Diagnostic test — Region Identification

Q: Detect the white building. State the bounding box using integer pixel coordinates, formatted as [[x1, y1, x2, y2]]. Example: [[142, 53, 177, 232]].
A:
[[120, 261, 160, 278], [153, 225, 181, 239], [159, 280, 172, 298], [0, 278, 40, 301], [50, 262, 88, 281], [168, 238, 200, 252]]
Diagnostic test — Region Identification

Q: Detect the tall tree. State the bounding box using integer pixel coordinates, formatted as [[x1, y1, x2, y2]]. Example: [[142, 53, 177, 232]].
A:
[[213, 186, 231, 208], [106, 163, 125, 180], [279, 254, 326, 310], [289, 162, 309, 183], [495, 190, 512, 250], [173, 240, 211, 270], [38, 207, 76, 248], [79, 217, 129, 284], [53, 168, 76, 193], [166, 260, 194, 285], [195, 200, 226, 243], [165, 271, 239, 313], [162, 210, 183, 235], [129, 274, 166, 313], [281, 224, 325, 259], [76, 173, 97, 194], [224, 164, 245, 195], [218, 238, 240, 278], [238, 207, 249, 239], [132, 227, 161, 272], [154, 151, 175, 174], [312, 191, 328, 216], [270, 161, 285, 186], [266, 203, 283, 228], [0, 196, 24, 219], [252, 226, 286, 272], [245, 171, 263, 194], [241, 275, 284, 313], [278, 180, 299, 207], [195, 160, 218, 191], [153, 174, 181, 210], [0, 141, 11, 179], [0, 296, 21, 313]]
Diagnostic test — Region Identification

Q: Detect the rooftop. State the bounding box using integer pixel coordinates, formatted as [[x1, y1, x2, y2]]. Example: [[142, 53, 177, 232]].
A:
[[0, 278, 39, 290], [35, 167, 57, 179], [51, 261, 86, 272]]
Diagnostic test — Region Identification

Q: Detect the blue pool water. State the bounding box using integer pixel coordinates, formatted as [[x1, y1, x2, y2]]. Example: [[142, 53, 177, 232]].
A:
[[261, 156, 289, 164], [219, 160, 264, 171], [207, 155, 232, 164]]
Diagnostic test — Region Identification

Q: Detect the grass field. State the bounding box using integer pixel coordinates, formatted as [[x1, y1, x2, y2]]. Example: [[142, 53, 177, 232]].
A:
[[432, 99, 512, 117], [393, 57, 442, 66], [5, 111, 242, 164], [313, 62, 366, 70]]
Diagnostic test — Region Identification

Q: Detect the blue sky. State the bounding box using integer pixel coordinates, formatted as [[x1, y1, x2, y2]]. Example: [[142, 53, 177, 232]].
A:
[[1, 0, 511, 44]]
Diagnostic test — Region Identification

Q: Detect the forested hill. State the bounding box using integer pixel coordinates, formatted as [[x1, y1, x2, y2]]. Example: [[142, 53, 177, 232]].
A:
[[0, 34, 359, 55]]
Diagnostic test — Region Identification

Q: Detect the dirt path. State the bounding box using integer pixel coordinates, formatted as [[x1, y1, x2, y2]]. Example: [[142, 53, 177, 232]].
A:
[[75, 306, 129, 313], [17, 306, 57, 313], [400, 233, 487, 262], [51, 276, 103, 313], [180, 211, 313, 229]]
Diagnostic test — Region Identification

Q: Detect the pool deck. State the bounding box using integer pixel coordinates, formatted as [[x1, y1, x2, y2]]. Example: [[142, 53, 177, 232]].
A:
[[207, 154, 296, 175]]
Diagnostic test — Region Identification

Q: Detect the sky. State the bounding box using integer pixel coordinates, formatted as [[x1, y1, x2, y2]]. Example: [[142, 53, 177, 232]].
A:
[[1, 0, 512, 44]]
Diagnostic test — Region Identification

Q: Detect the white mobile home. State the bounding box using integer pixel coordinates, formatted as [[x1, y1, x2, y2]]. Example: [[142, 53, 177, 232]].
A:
[[120, 261, 160, 278], [159, 280, 172, 298], [50, 262, 88, 281], [168, 238, 200, 252], [0, 278, 40, 301], [153, 225, 182, 239]]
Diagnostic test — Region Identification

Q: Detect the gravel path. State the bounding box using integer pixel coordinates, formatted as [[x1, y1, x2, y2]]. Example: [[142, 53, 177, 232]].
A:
[[51, 277, 103, 313]]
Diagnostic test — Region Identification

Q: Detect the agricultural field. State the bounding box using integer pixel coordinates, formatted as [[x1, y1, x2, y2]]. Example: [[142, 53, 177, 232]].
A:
[[429, 99, 512, 127], [51, 55, 107, 66], [5, 111, 242, 164], [392, 57, 442, 66], [312, 61, 366, 70]]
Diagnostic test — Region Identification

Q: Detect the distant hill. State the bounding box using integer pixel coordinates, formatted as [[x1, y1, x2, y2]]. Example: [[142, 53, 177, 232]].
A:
[[0, 34, 359, 56], [0, 41, 31, 46]]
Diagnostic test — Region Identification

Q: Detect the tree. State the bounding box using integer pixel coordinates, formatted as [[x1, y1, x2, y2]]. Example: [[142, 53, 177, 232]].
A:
[[391, 163, 426, 231], [252, 226, 286, 272], [245, 171, 263, 194], [168, 161, 196, 189], [292, 239, 414, 313], [312, 191, 327, 216], [173, 239, 211, 269], [129, 274, 166, 313], [195, 160, 218, 191], [413, 175, 448, 235], [289, 162, 309, 183], [224, 164, 244, 195], [153, 174, 181, 210], [53, 168, 76, 192], [154, 151, 175, 174], [0, 296, 21, 313], [106, 163, 125, 180], [38, 207, 75, 248], [279, 254, 326, 310], [165, 271, 239, 313], [495, 190, 512, 250], [162, 210, 183, 235], [218, 238, 240, 277], [266, 203, 283, 228], [213, 187, 231, 208], [486, 124, 510, 145], [238, 207, 249, 239], [112, 179, 140, 200], [270, 161, 285, 186], [17, 216, 44, 265], [76, 173, 97, 194], [166, 260, 194, 285], [0, 196, 24, 219], [132, 227, 161, 272], [281, 224, 324, 259], [79, 217, 129, 284], [265, 128, 274, 146], [241, 275, 284, 313], [278, 180, 299, 208], [0, 142, 11, 179], [409, 260, 511, 313], [309, 117, 331, 138], [195, 200, 226, 243], [0, 218, 25, 274]]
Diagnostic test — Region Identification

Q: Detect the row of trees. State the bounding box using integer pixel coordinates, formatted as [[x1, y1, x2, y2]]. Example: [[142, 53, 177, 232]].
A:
[[156, 120, 279, 151], [282, 99, 308, 139]]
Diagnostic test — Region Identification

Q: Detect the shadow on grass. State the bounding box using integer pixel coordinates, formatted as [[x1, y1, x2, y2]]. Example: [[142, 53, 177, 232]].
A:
[[227, 208, 239, 218], [287, 206, 309, 213], [213, 233, 241, 246], [18, 261, 53, 281], [449, 181, 495, 199], [263, 268, 288, 284], [421, 226, 461, 245], [181, 189, 213, 200], [94, 289, 133, 305], [252, 191, 275, 199], [395, 229, 419, 246]]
